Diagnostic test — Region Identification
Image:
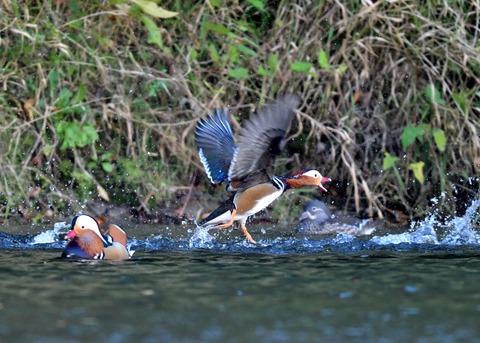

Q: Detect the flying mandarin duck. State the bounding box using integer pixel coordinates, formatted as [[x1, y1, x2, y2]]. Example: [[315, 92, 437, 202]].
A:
[[195, 95, 331, 243]]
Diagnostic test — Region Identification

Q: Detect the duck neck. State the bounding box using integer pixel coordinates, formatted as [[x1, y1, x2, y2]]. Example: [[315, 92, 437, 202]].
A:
[[272, 176, 288, 192]]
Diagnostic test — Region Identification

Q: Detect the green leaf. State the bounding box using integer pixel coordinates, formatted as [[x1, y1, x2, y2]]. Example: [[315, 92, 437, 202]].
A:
[[408, 161, 425, 184], [237, 44, 257, 57], [133, 0, 179, 18], [147, 80, 168, 97], [91, 30, 112, 48], [48, 70, 59, 92], [236, 20, 252, 33], [318, 49, 330, 69], [101, 152, 115, 161], [71, 83, 86, 104], [432, 128, 446, 152], [417, 123, 431, 134], [425, 84, 445, 106], [383, 152, 399, 170], [121, 158, 143, 183], [336, 63, 348, 75], [205, 21, 230, 36], [72, 170, 92, 189], [227, 45, 240, 63], [247, 0, 265, 10], [81, 122, 99, 147], [55, 88, 73, 108], [59, 160, 74, 174], [290, 61, 314, 73], [452, 92, 467, 113], [268, 53, 279, 71], [56, 121, 99, 151], [257, 55, 279, 76], [208, 44, 220, 63], [139, 13, 163, 48], [257, 65, 273, 76], [58, 122, 79, 150], [401, 125, 425, 150], [102, 162, 114, 173], [228, 68, 249, 79], [42, 144, 54, 156]]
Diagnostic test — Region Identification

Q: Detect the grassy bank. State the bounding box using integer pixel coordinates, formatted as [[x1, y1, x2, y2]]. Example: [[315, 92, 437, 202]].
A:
[[1, 0, 479, 224]]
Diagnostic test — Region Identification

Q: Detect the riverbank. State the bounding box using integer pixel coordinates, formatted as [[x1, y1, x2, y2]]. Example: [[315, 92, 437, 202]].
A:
[[1, 1, 479, 227]]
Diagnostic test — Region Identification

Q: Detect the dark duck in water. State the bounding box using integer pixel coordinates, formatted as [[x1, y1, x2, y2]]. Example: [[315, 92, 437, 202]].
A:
[[297, 200, 378, 236]]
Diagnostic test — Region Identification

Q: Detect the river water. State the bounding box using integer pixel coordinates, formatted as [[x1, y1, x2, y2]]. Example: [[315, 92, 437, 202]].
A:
[[1, 201, 480, 342]]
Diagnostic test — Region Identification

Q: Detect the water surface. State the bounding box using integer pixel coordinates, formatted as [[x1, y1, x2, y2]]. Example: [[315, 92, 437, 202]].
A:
[[1, 202, 480, 342]]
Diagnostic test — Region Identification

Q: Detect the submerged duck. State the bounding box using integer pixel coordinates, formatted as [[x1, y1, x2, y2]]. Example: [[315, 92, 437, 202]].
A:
[[195, 95, 331, 244], [62, 214, 134, 260], [297, 200, 377, 236]]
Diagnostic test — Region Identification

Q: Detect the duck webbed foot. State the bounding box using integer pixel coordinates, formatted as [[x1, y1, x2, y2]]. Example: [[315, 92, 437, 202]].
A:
[[241, 225, 257, 244]]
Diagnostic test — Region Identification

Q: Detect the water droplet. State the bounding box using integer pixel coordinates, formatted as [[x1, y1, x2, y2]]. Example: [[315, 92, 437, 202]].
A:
[[339, 291, 353, 299], [404, 285, 418, 293]]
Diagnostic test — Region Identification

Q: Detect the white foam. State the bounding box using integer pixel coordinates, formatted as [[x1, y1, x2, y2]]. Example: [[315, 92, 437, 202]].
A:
[[32, 222, 69, 244]]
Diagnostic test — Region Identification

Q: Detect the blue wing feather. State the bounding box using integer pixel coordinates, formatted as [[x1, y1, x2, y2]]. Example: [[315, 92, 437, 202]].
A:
[[195, 108, 237, 184]]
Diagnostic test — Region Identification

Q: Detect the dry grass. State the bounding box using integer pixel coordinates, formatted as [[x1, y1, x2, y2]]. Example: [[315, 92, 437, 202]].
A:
[[0, 0, 479, 223]]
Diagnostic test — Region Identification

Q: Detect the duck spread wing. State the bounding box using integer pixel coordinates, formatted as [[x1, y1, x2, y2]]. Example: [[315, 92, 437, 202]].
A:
[[228, 95, 300, 181], [195, 108, 237, 184]]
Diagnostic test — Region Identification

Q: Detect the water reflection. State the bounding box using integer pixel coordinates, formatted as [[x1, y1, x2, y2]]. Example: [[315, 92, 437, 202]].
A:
[[1, 250, 480, 342], [1, 201, 480, 342]]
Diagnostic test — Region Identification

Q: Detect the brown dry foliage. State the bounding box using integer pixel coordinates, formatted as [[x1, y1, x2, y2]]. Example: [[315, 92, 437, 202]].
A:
[[0, 0, 479, 223]]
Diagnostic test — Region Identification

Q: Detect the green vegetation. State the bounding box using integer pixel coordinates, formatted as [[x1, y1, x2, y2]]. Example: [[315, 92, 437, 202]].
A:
[[0, 0, 479, 223]]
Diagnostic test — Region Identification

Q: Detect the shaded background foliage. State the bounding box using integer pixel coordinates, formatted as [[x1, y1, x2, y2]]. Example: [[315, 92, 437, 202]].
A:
[[0, 0, 479, 224]]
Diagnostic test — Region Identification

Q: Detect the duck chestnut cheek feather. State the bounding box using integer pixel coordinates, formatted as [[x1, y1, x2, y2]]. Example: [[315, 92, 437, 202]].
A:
[[282, 172, 331, 192]]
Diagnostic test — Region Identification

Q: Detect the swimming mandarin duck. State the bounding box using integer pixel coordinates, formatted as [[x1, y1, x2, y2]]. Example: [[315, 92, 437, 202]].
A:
[[195, 95, 331, 244], [62, 214, 134, 260], [297, 200, 377, 236]]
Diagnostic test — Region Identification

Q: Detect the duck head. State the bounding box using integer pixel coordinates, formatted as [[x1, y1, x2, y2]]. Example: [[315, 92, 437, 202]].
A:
[[299, 200, 331, 222], [65, 214, 109, 246], [282, 169, 331, 192]]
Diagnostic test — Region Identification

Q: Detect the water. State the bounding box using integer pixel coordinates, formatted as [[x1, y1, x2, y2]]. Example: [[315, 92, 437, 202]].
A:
[[1, 201, 480, 342]]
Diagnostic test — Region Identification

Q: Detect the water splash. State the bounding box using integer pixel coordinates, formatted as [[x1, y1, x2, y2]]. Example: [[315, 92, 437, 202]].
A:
[[189, 225, 218, 249], [332, 233, 356, 244], [372, 199, 480, 246], [357, 219, 377, 235], [441, 200, 480, 245], [3, 198, 480, 253], [32, 222, 69, 244], [371, 213, 439, 245]]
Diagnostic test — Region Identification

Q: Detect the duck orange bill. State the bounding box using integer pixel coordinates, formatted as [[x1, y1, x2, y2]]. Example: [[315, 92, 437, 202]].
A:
[[319, 177, 331, 192], [65, 230, 77, 239]]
